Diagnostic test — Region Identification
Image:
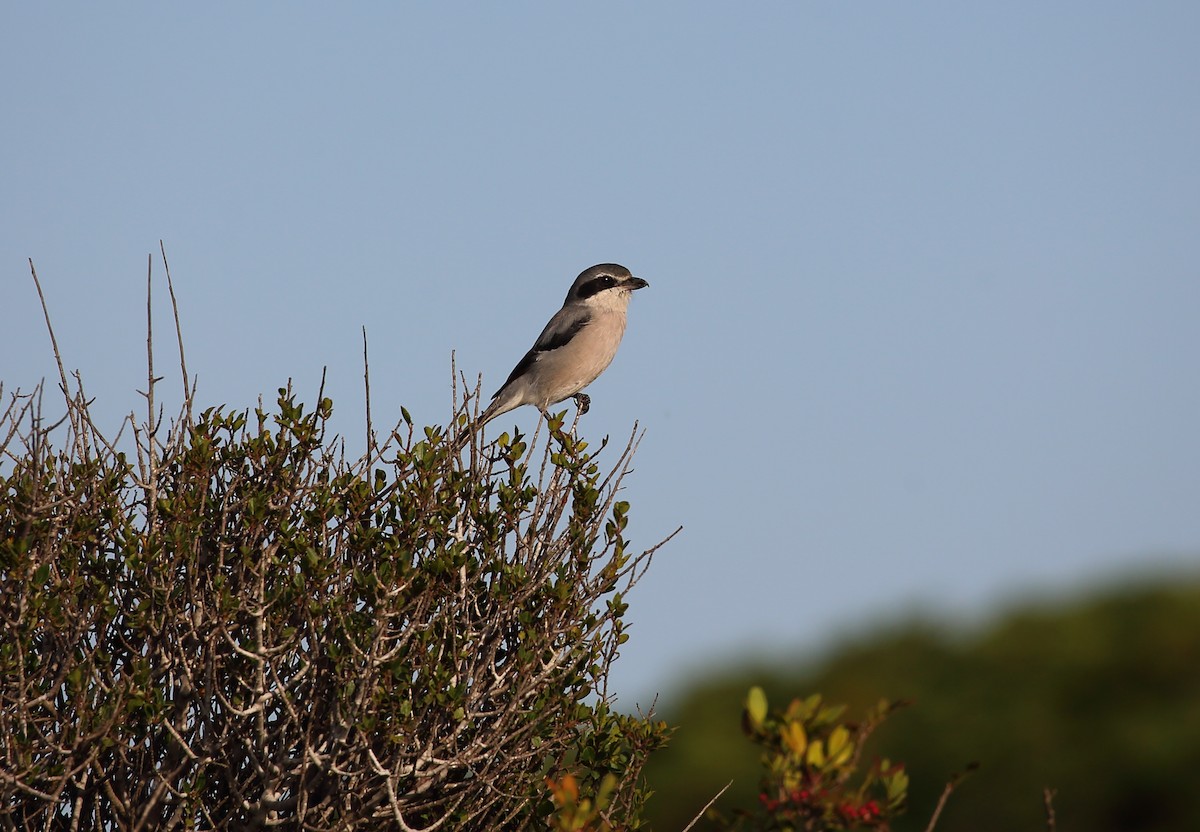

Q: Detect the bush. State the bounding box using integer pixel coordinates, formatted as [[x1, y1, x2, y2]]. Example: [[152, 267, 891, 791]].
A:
[[0, 340, 670, 829]]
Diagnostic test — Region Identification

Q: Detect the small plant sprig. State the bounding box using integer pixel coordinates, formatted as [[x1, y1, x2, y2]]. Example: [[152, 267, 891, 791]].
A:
[[546, 773, 619, 832], [722, 688, 909, 832]]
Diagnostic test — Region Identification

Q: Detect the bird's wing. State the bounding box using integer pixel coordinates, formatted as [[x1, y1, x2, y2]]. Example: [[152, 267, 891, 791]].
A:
[[492, 308, 592, 397], [532, 306, 592, 352]]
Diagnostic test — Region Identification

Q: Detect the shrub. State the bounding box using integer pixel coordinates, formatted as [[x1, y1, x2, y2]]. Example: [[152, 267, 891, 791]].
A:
[[0, 292, 670, 829]]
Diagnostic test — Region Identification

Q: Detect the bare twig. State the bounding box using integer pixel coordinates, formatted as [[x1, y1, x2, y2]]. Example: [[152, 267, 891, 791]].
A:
[[363, 326, 374, 461], [924, 782, 955, 832], [1043, 787, 1057, 832], [681, 780, 732, 832], [924, 763, 978, 832], [160, 241, 192, 421], [144, 253, 159, 515], [28, 259, 81, 442], [450, 349, 458, 419]]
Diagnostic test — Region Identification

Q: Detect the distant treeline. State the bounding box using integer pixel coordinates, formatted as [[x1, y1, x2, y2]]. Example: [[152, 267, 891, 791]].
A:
[[645, 577, 1200, 832]]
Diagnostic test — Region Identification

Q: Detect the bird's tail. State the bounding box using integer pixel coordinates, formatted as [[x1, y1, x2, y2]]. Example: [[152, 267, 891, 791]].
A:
[[451, 395, 509, 452]]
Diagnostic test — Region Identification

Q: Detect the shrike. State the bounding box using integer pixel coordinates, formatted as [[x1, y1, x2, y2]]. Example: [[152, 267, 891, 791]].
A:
[[469, 263, 648, 436]]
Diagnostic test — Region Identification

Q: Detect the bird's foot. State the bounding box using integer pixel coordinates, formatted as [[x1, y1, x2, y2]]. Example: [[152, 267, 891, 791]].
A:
[[572, 393, 591, 415]]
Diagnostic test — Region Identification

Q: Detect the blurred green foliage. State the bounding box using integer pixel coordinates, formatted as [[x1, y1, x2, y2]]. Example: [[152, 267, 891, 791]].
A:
[[716, 688, 908, 831], [644, 578, 1200, 832]]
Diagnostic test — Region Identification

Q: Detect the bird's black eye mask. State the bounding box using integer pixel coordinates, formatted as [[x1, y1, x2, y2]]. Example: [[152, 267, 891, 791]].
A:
[[575, 275, 618, 299]]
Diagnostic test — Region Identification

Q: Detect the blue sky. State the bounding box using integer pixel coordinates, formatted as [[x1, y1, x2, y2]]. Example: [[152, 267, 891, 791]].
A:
[[4, 4, 1198, 707]]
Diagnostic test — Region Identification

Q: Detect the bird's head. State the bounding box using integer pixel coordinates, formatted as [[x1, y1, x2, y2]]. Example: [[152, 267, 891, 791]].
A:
[[564, 263, 649, 309]]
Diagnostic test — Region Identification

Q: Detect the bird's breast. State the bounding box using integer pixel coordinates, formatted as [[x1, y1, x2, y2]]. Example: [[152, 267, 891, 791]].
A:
[[531, 311, 628, 406]]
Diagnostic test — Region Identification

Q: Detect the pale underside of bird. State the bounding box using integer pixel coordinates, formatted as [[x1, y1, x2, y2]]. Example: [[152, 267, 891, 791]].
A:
[[464, 263, 648, 443]]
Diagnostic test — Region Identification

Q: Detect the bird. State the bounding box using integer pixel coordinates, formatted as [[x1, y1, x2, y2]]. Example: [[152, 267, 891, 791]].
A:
[[462, 263, 648, 444]]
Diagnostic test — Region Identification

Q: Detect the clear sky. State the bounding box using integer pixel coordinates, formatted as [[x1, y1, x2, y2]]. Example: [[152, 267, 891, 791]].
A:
[[4, 4, 1198, 708]]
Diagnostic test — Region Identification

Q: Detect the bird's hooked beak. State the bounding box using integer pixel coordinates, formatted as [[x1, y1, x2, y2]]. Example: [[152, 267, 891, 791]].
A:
[[625, 276, 649, 291]]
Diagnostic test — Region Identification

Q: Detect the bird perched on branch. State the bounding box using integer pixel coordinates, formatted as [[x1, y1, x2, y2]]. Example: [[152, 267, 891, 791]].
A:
[[461, 263, 649, 445]]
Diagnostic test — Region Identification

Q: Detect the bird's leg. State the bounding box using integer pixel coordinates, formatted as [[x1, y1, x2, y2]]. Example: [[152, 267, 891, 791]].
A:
[[572, 393, 591, 415]]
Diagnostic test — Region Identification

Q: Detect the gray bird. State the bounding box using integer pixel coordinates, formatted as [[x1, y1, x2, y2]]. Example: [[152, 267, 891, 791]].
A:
[[471, 263, 648, 435]]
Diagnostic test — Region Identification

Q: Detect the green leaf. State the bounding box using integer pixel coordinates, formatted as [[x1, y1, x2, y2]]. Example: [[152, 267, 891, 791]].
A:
[[745, 686, 769, 731], [805, 738, 825, 768], [828, 724, 853, 767], [781, 720, 808, 756]]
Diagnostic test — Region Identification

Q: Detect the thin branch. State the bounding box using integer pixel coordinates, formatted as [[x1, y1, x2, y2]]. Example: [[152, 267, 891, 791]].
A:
[[450, 349, 458, 419], [924, 782, 955, 832], [27, 259, 81, 441], [146, 252, 155, 428], [363, 326, 374, 461], [924, 763, 978, 832], [144, 253, 159, 518], [160, 240, 192, 422], [1043, 787, 1057, 832], [681, 780, 732, 832]]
